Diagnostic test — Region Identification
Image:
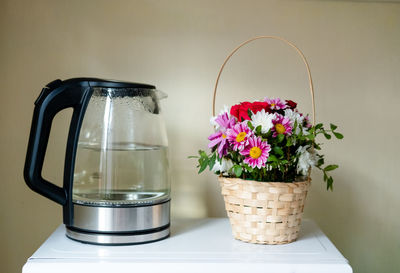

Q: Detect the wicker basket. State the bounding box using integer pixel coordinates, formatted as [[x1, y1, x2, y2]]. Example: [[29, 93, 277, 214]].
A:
[[212, 36, 316, 244], [219, 177, 310, 244]]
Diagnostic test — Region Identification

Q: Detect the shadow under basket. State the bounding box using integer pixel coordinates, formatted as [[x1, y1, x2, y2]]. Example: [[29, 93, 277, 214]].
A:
[[219, 177, 311, 245]]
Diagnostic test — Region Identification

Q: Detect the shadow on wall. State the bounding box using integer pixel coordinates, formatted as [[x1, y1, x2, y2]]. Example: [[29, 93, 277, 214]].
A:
[[306, 165, 399, 273]]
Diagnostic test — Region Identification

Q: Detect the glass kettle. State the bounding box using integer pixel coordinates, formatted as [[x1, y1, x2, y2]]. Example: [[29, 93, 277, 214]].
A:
[[24, 78, 170, 245]]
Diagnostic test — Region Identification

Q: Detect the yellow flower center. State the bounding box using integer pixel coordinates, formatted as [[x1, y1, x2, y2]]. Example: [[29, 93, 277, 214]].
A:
[[275, 123, 286, 134], [236, 132, 246, 142], [250, 147, 262, 159], [222, 134, 227, 139], [271, 103, 275, 107]]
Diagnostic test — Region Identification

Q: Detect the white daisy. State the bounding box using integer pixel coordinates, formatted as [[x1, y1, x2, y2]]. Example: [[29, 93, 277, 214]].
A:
[[284, 108, 304, 126], [296, 145, 318, 175], [212, 158, 234, 175], [302, 126, 310, 135], [250, 109, 275, 134], [284, 109, 305, 134]]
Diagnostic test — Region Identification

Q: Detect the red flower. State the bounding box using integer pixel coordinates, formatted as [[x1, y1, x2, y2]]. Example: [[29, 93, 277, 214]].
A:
[[230, 102, 250, 121], [249, 101, 270, 114], [285, 100, 297, 109], [230, 101, 270, 121]]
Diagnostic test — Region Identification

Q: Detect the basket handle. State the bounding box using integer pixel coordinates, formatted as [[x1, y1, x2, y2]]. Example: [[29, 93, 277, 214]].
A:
[[212, 36, 316, 126]]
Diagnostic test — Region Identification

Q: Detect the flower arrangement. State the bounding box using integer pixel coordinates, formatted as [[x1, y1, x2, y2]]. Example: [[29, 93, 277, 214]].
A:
[[192, 97, 343, 190]]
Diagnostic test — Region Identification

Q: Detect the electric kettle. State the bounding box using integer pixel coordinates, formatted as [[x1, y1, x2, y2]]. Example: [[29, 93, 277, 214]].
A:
[[24, 78, 170, 245]]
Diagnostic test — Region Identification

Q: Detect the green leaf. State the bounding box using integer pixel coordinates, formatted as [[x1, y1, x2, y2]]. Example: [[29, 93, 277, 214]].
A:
[[255, 125, 262, 135], [247, 109, 253, 119], [306, 134, 315, 140], [188, 156, 199, 159], [233, 165, 243, 177], [199, 150, 207, 158], [323, 133, 331, 140], [208, 153, 216, 170], [317, 157, 325, 167], [330, 123, 338, 131], [273, 146, 284, 157], [277, 134, 285, 143], [333, 132, 344, 139], [286, 137, 292, 147], [198, 159, 209, 174], [244, 164, 253, 173], [298, 125, 304, 136], [267, 155, 278, 162], [247, 121, 254, 130], [293, 120, 298, 132], [324, 164, 339, 172], [327, 176, 333, 191], [315, 123, 323, 130]]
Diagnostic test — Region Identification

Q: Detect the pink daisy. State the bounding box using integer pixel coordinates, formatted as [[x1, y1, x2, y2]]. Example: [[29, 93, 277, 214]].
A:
[[304, 114, 312, 128], [226, 122, 253, 151], [215, 112, 236, 130], [208, 112, 236, 157], [264, 97, 287, 110], [208, 131, 229, 157], [272, 114, 293, 137], [240, 136, 271, 169]]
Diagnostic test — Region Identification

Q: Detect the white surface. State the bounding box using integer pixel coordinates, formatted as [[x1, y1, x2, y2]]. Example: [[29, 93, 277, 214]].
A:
[[23, 218, 352, 273]]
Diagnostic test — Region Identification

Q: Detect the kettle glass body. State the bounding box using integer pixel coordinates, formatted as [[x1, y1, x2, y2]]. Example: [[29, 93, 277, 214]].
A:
[[73, 86, 169, 207]]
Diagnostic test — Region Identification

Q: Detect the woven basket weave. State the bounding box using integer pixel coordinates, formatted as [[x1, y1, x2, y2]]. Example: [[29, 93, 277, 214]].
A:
[[219, 177, 310, 244], [212, 36, 316, 244]]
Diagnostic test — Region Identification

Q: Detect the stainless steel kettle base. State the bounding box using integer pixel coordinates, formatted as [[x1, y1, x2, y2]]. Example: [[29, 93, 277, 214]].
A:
[[66, 226, 170, 245], [66, 200, 170, 245]]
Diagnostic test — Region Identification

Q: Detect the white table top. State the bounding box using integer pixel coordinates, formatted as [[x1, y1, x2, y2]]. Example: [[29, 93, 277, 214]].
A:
[[23, 218, 352, 273]]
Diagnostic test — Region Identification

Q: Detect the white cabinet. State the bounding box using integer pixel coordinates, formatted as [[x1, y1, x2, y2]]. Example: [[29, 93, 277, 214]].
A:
[[23, 218, 352, 273]]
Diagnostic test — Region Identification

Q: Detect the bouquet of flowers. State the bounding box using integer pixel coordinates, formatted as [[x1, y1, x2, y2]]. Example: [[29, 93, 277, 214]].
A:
[[193, 97, 343, 190]]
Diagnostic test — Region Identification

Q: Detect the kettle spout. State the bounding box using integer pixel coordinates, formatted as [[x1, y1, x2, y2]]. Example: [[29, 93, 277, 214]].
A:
[[155, 89, 168, 100]]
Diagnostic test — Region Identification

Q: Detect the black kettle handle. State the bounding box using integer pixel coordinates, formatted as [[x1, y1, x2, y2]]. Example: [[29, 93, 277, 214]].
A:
[[24, 79, 92, 206]]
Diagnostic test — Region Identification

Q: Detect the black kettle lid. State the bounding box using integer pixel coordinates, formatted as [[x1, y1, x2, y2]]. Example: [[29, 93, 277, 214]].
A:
[[60, 78, 156, 89]]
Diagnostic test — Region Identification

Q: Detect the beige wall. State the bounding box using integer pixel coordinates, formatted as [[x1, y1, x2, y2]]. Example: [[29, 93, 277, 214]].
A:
[[1, 0, 399, 272]]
